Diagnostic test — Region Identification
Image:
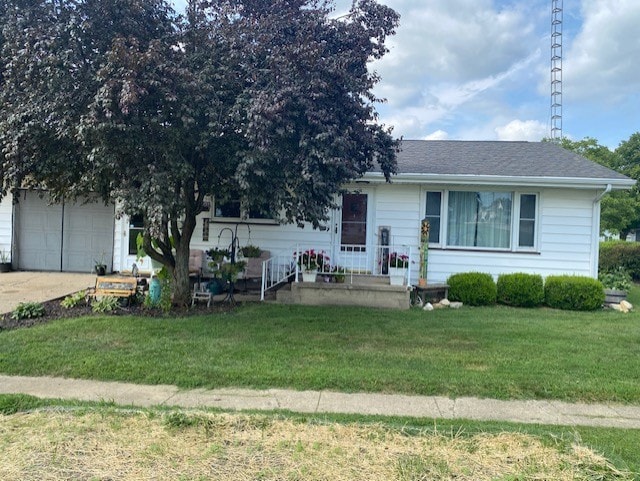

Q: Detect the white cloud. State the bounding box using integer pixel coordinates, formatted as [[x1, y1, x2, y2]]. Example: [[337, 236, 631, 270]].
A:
[[424, 130, 449, 140], [495, 119, 548, 141], [564, 0, 640, 101]]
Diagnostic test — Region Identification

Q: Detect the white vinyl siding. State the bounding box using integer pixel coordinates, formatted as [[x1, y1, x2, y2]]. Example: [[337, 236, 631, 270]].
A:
[[425, 188, 597, 283], [0, 195, 13, 260], [109, 185, 600, 284]]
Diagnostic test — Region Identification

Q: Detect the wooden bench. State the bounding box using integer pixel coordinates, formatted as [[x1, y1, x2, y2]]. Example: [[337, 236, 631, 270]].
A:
[[94, 276, 137, 298]]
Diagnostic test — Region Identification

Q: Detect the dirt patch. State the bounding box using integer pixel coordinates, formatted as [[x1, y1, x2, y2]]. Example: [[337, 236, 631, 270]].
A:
[[0, 295, 234, 331], [0, 410, 630, 481]]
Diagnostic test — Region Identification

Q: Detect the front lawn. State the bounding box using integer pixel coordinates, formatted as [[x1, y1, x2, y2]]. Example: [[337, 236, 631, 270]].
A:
[[1, 293, 639, 403]]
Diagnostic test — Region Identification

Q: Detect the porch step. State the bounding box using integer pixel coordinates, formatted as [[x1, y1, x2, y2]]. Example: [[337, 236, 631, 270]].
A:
[[275, 281, 410, 309], [347, 274, 390, 286]]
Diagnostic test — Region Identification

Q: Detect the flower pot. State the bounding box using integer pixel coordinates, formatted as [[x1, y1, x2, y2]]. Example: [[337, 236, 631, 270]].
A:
[[0, 262, 11, 273], [604, 288, 627, 305], [95, 265, 107, 276], [207, 278, 224, 295], [389, 267, 407, 286], [302, 269, 318, 283]]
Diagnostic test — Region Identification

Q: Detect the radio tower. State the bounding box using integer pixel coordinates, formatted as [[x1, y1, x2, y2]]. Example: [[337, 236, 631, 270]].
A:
[[550, 0, 563, 140]]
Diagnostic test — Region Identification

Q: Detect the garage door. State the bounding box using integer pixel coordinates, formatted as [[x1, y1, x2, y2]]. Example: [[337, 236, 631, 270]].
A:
[[15, 190, 115, 272]]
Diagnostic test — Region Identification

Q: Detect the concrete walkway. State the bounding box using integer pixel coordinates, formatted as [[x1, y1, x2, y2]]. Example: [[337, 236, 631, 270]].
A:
[[0, 272, 95, 314], [2, 375, 640, 429]]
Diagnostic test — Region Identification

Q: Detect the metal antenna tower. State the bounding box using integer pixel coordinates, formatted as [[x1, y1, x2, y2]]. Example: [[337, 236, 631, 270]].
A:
[[550, 0, 563, 140]]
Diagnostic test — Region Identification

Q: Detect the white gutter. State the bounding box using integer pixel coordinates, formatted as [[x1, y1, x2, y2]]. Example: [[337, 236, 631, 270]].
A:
[[362, 172, 636, 190]]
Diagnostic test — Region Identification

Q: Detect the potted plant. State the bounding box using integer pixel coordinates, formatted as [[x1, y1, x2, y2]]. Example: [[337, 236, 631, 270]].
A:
[[0, 249, 11, 273], [599, 267, 632, 304], [94, 252, 107, 276], [297, 249, 329, 282], [332, 266, 346, 284], [388, 252, 409, 286], [240, 244, 262, 258]]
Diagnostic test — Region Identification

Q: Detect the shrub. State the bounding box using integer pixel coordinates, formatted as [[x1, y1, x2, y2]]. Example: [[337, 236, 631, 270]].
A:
[[447, 272, 497, 306], [497, 273, 544, 307], [91, 296, 120, 313], [544, 275, 605, 311], [60, 291, 87, 309], [599, 241, 640, 280], [598, 266, 632, 291], [11, 302, 45, 320]]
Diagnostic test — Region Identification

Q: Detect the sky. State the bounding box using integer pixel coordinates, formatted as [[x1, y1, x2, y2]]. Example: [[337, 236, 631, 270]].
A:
[[172, 0, 640, 149]]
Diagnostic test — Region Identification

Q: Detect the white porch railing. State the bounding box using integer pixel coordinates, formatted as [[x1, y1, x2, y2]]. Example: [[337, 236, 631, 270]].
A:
[[260, 243, 413, 301]]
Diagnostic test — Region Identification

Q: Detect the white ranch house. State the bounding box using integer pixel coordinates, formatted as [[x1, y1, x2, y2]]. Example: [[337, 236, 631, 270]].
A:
[[0, 140, 634, 295]]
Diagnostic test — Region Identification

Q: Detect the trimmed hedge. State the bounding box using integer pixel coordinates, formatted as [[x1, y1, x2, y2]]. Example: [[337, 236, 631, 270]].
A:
[[599, 241, 640, 280], [497, 273, 544, 307], [447, 272, 497, 306], [544, 275, 605, 311]]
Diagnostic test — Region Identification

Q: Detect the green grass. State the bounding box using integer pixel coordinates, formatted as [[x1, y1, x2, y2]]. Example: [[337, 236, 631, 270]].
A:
[[1, 290, 640, 403], [1, 394, 639, 477]]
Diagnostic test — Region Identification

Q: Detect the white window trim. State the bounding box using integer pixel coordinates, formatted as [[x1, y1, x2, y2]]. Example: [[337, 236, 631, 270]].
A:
[[211, 197, 277, 224], [423, 189, 444, 248], [424, 188, 540, 252], [514, 192, 540, 252]]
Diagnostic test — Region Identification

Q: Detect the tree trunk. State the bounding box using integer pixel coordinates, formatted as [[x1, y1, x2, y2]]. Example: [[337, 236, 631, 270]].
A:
[[172, 242, 192, 307], [169, 205, 198, 307]]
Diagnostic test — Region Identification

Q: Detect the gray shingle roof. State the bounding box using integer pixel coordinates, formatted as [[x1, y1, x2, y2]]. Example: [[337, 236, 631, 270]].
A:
[[389, 140, 631, 181]]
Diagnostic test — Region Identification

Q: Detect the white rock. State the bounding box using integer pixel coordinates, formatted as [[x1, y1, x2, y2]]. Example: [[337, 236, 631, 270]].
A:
[[440, 298, 451, 307], [423, 302, 434, 311], [449, 302, 463, 309], [433, 302, 446, 309], [610, 304, 623, 312], [620, 300, 633, 311]]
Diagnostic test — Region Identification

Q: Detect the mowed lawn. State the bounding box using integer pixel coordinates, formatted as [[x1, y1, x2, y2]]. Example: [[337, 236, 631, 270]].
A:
[[1, 287, 639, 403]]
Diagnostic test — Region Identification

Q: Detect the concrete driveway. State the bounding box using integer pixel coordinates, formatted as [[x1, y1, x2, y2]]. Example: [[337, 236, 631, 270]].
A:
[[0, 271, 95, 314]]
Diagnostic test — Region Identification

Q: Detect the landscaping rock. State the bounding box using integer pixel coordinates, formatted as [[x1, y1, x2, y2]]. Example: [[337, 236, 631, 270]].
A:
[[433, 302, 447, 309], [423, 302, 434, 311], [449, 302, 463, 309], [610, 303, 623, 312], [440, 298, 451, 307], [620, 300, 633, 312]]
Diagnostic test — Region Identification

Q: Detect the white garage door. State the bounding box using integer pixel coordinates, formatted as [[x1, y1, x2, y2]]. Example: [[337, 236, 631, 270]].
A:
[[15, 190, 115, 272]]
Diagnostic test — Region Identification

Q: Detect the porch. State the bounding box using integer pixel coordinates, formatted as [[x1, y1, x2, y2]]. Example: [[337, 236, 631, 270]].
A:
[[258, 243, 417, 309]]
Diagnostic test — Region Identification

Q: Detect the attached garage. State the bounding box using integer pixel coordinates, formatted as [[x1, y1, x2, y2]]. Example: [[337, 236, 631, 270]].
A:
[[13, 190, 115, 272]]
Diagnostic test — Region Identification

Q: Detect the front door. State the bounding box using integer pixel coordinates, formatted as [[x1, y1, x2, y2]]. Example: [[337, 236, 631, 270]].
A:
[[336, 193, 370, 273], [120, 214, 144, 273]]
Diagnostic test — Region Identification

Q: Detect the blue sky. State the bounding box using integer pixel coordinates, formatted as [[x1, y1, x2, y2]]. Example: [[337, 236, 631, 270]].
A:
[[172, 0, 640, 149]]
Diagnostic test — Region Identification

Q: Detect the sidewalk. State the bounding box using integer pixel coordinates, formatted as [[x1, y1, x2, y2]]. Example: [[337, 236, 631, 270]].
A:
[[2, 375, 640, 429]]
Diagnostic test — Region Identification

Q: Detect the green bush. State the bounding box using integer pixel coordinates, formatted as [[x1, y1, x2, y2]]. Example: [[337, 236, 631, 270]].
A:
[[544, 275, 605, 311], [496, 273, 544, 307], [60, 291, 87, 309], [599, 241, 640, 280], [598, 266, 632, 291], [92, 296, 120, 313], [447, 272, 497, 306], [10, 302, 45, 320]]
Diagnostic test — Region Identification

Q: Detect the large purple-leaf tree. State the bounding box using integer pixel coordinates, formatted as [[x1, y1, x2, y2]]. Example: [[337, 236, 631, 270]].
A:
[[0, 0, 399, 305]]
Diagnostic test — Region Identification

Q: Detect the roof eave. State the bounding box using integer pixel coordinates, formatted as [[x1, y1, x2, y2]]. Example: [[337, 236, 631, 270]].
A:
[[362, 172, 636, 190]]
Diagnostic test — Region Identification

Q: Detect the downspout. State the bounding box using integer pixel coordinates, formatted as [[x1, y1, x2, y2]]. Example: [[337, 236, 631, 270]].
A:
[[593, 183, 612, 204], [590, 184, 612, 278]]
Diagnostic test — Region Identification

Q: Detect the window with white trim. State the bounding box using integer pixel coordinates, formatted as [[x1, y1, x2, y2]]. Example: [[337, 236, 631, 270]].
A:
[[447, 191, 512, 249], [517, 194, 537, 248], [213, 195, 273, 221], [426, 190, 539, 251], [425, 191, 442, 244]]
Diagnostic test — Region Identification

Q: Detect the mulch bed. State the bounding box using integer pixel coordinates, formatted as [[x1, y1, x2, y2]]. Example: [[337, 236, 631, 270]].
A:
[[0, 295, 236, 331]]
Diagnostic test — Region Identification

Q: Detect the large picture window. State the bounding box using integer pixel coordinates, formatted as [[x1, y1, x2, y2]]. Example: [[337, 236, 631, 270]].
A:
[[447, 191, 513, 249]]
